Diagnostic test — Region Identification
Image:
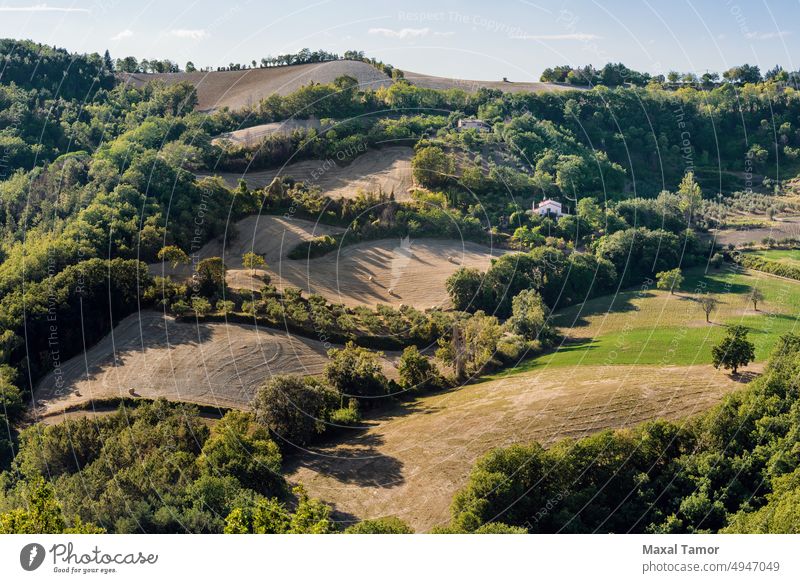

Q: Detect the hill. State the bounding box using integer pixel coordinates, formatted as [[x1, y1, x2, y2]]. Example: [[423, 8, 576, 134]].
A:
[[122, 60, 392, 111], [122, 60, 571, 112]]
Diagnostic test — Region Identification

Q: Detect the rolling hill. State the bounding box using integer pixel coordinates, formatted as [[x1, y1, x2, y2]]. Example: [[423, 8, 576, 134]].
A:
[[121, 60, 571, 112]]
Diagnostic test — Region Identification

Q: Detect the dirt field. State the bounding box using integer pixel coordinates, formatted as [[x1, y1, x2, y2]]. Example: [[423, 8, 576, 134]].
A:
[[121, 61, 391, 111], [34, 311, 399, 415], [287, 362, 752, 531], [212, 118, 331, 147], [712, 216, 800, 246], [209, 146, 415, 200], [402, 70, 579, 94], [152, 214, 505, 308]]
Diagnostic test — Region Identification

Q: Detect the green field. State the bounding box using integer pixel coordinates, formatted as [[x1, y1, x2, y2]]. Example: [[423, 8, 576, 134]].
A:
[[494, 266, 800, 377], [745, 248, 800, 266]]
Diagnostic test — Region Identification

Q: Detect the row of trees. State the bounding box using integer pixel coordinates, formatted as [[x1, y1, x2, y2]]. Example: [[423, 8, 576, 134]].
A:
[[540, 61, 783, 87]]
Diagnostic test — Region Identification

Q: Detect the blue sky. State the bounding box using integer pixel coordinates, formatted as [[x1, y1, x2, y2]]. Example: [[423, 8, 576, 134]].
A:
[[0, 0, 797, 80]]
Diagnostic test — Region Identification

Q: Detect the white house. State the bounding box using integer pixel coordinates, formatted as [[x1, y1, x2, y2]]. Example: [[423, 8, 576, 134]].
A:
[[534, 199, 565, 218], [457, 119, 491, 132]]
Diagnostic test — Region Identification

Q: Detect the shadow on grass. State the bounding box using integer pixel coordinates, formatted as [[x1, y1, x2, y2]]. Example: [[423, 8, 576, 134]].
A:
[[554, 291, 657, 329], [283, 430, 405, 489]]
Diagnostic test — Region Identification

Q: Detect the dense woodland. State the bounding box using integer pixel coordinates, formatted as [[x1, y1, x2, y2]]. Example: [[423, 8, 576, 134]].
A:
[[1, 39, 800, 533]]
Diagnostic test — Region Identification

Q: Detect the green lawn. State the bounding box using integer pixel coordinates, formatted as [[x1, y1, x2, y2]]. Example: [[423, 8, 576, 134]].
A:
[[746, 248, 800, 266], [494, 266, 800, 377]]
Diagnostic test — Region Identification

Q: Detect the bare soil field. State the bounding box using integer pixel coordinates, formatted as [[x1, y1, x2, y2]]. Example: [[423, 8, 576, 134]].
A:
[[152, 214, 505, 308], [121, 61, 391, 111], [287, 362, 752, 531], [209, 146, 415, 200], [712, 216, 800, 245], [212, 118, 331, 147], [34, 311, 399, 415]]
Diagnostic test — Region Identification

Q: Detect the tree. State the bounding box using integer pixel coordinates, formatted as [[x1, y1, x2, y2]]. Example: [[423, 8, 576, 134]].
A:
[[252, 375, 338, 446], [325, 342, 388, 400], [0, 478, 103, 534], [445, 267, 484, 311], [412, 146, 454, 188], [197, 411, 283, 494], [242, 251, 267, 275], [196, 257, 226, 298], [712, 325, 755, 375], [190, 296, 212, 316], [185, 61, 197, 73], [698, 293, 719, 323], [397, 345, 439, 391], [748, 288, 765, 311], [103, 49, 114, 71], [509, 289, 551, 341], [436, 312, 503, 380], [157, 245, 190, 269], [223, 487, 333, 534], [677, 172, 702, 222], [656, 268, 684, 295]]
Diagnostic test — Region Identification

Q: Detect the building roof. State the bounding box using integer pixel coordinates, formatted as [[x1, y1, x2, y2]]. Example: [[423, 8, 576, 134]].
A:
[[537, 199, 561, 207]]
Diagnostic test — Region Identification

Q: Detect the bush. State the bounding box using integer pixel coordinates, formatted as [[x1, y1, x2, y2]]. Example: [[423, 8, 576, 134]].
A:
[[397, 346, 440, 391], [252, 376, 339, 446], [325, 342, 388, 400], [345, 516, 414, 533]]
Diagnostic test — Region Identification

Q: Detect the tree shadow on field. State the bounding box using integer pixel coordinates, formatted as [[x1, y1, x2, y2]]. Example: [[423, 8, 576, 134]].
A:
[[681, 273, 751, 295], [729, 370, 760, 383], [284, 431, 405, 489], [554, 290, 656, 329]]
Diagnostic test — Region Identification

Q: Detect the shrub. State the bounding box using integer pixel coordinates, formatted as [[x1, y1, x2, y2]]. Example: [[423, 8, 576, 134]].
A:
[[325, 342, 388, 400], [252, 376, 339, 446], [345, 516, 414, 533]]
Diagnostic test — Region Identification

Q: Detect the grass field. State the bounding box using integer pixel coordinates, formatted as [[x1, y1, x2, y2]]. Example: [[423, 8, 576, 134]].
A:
[[745, 248, 800, 265], [491, 265, 800, 378]]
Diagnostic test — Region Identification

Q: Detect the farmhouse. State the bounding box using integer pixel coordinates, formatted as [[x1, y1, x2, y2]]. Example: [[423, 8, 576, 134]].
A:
[[457, 118, 491, 132], [533, 199, 566, 218]]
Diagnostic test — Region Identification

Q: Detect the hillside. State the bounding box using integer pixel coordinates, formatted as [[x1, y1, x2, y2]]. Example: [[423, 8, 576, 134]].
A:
[[208, 146, 415, 200], [122, 60, 392, 111], [122, 60, 571, 112], [34, 311, 400, 415], [152, 215, 506, 308]]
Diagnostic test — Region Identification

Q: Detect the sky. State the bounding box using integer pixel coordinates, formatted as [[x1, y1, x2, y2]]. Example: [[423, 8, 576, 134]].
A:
[[0, 0, 798, 80]]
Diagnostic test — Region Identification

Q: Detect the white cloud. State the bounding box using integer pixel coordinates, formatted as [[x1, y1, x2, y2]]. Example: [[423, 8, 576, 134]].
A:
[[511, 33, 602, 41], [0, 3, 89, 12], [368, 27, 431, 39], [434, 31, 455, 37], [169, 29, 208, 40], [745, 30, 790, 40], [110, 29, 133, 41]]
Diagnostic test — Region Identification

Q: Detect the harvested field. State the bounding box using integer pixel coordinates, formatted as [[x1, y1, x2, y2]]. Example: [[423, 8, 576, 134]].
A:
[[212, 118, 331, 147], [287, 362, 751, 532], [712, 216, 800, 245], [122, 61, 575, 113], [151, 214, 505, 308], [121, 60, 391, 111], [209, 146, 415, 200], [34, 311, 399, 415], [403, 70, 579, 93]]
